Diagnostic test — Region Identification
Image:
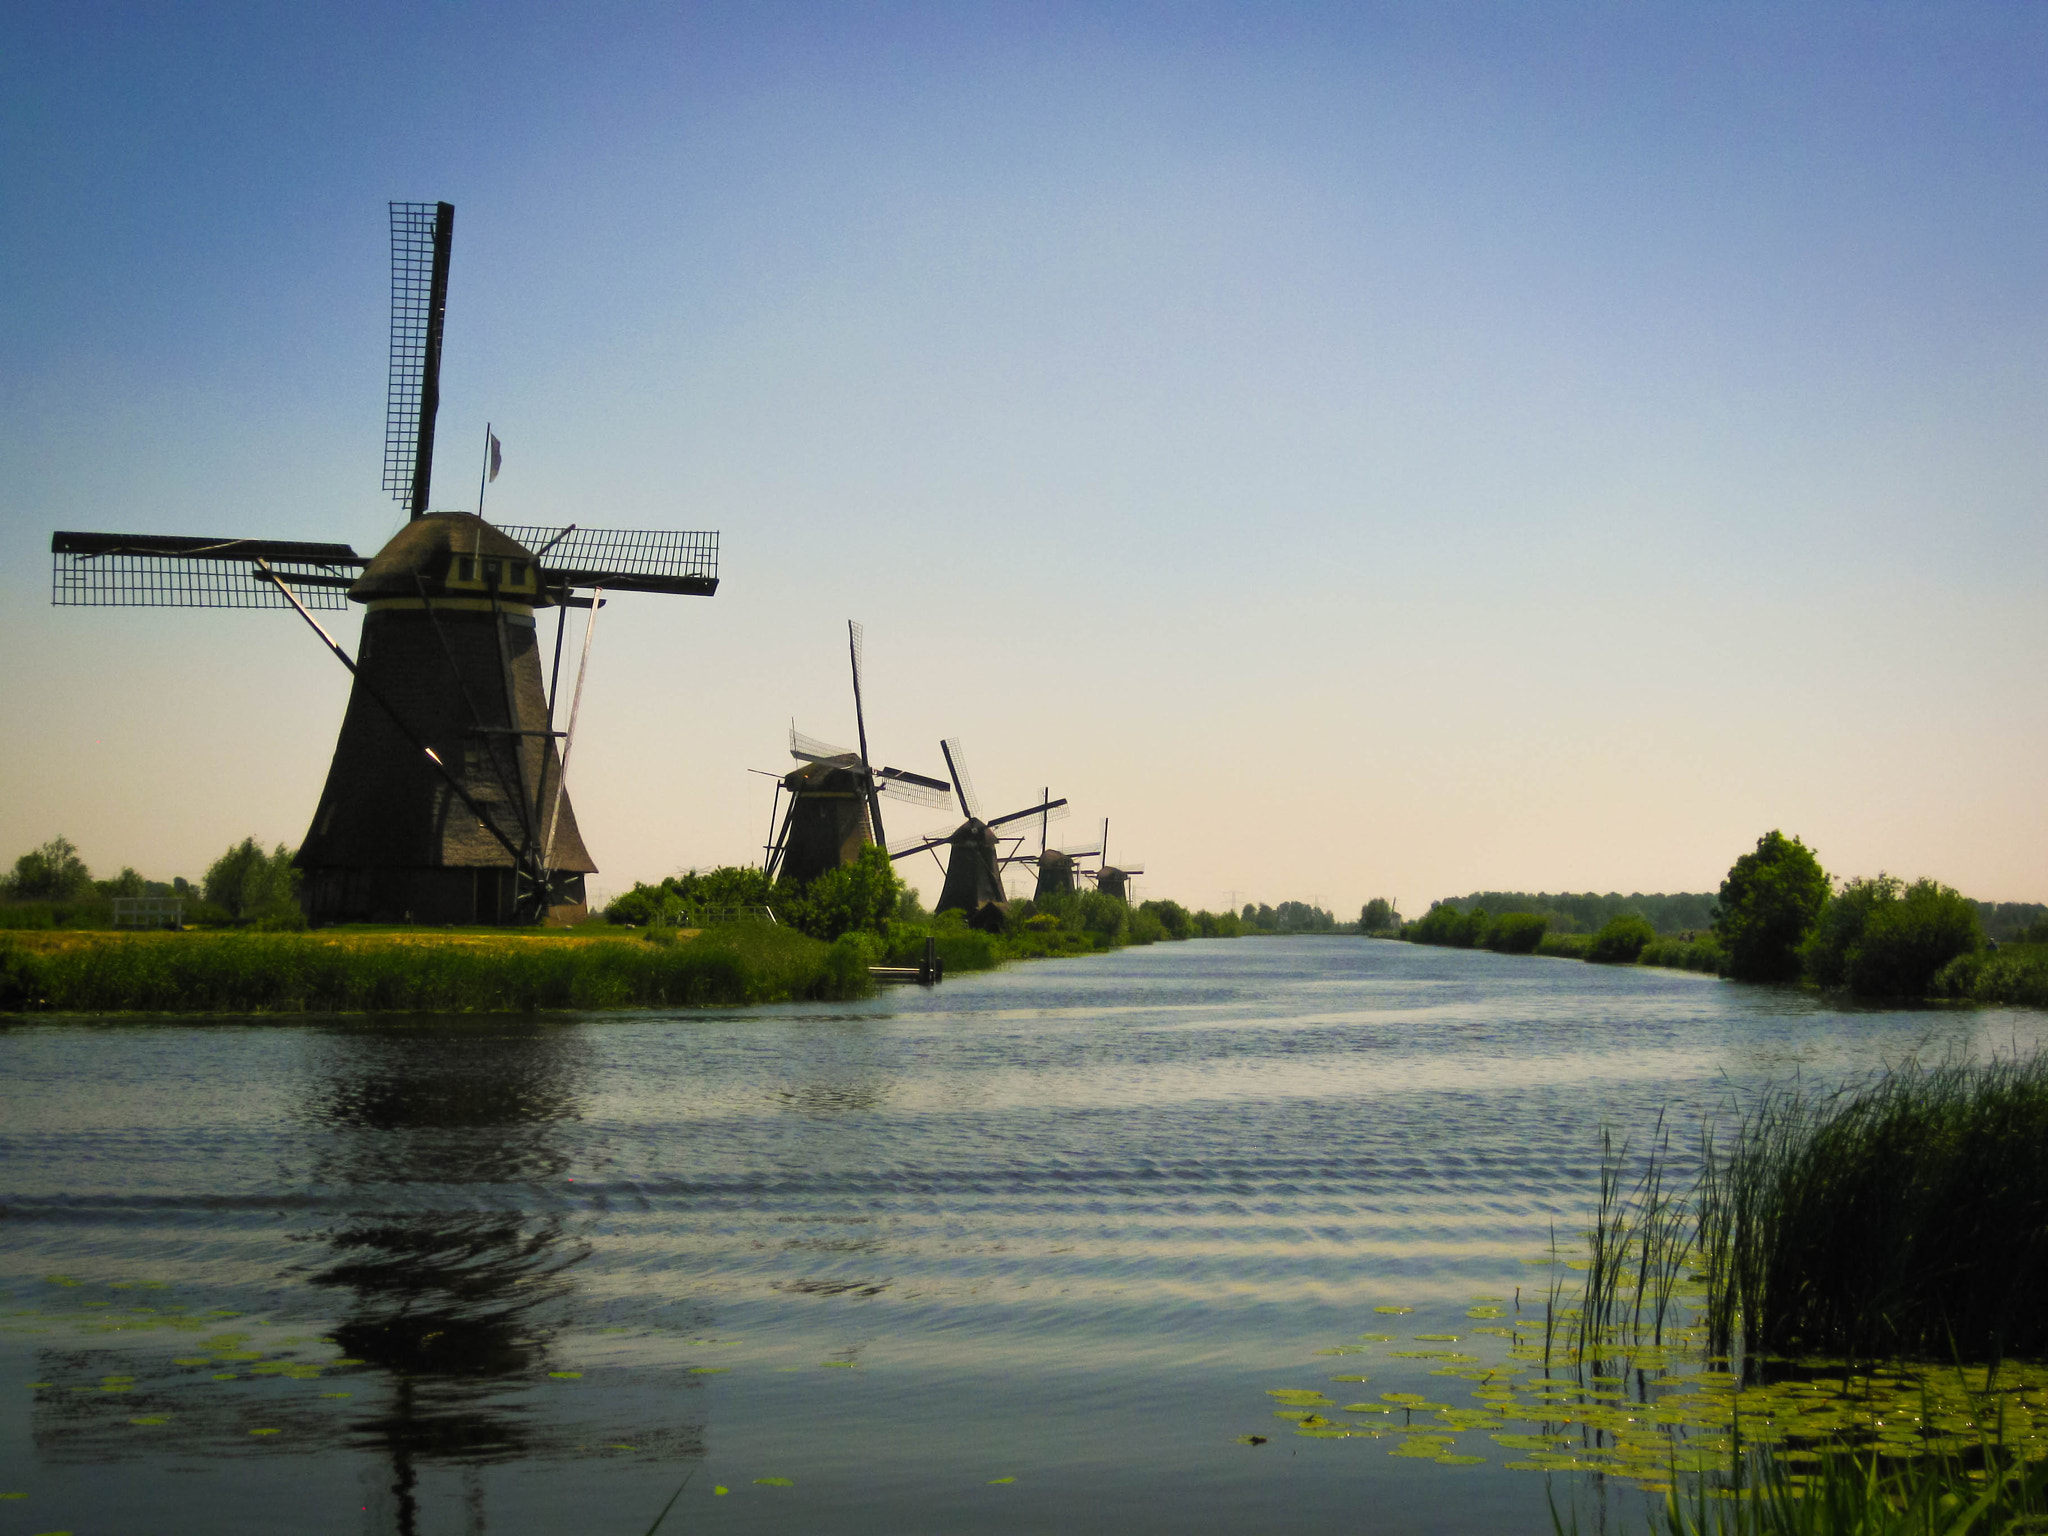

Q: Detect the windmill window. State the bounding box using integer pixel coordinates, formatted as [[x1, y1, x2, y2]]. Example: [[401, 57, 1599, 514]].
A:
[[483, 558, 501, 585], [457, 556, 476, 581], [511, 561, 528, 585]]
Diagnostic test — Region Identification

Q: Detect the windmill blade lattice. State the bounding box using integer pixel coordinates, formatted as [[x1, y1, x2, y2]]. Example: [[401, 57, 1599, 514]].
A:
[[496, 526, 718, 596], [789, 726, 855, 764], [50, 532, 365, 610], [385, 201, 453, 518], [940, 739, 982, 823]]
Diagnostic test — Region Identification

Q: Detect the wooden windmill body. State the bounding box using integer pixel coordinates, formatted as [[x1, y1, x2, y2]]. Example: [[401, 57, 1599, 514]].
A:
[[762, 623, 950, 885], [887, 741, 1065, 931], [295, 514, 597, 924], [50, 202, 719, 925]]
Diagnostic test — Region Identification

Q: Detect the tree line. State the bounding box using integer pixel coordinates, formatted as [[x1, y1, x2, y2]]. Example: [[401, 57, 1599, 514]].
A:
[[2, 834, 303, 928]]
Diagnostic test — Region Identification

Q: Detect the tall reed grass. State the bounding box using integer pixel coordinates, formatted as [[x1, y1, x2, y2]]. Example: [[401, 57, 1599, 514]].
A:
[[1697, 1057, 2048, 1364], [0, 925, 868, 1014]]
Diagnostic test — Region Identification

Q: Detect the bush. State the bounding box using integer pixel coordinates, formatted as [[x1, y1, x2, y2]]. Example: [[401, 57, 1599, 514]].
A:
[[1636, 934, 1726, 974], [1714, 830, 1829, 982], [1536, 932, 1592, 960], [1406, 902, 1488, 948], [1138, 899, 1193, 941], [1801, 874, 1898, 989], [1587, 913, 1655, 964], [1360, 898, 1395, 933], [1193, 908, 1243, 938], [1849, 879, 1982, 998], [1803, 874, 1983, 998], [204, 838, 303, 926], [1935, 944, 2048, 1009], [1484, 912, 1548, 954]]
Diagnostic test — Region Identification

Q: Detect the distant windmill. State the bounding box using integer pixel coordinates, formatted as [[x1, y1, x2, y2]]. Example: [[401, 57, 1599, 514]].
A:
[[1018, 785, 1099, 900], [49, 201, 721, 925], [888, 741, 1066, 929], [1088, 819, 1144, 904], [763, 622, 950, 884]]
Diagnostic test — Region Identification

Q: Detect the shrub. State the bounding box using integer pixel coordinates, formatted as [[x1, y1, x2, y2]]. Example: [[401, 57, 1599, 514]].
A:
[[1360, 898, 1395, 933], [1801, 874, 1898, 989], [1935, 945, 2048, 1008], [1714, 830, 1829, 982], [1484, 912, 1548, 954], [1636, 935, 1726, 974], [1406, 902, 1488, 948], [1193, 908, 1243, 938], [204, 838, 303, 926], [1536, 932, 1592, 960], [1138, 899, 1192, 941], [1848, 879, 1982, 998], [1804, 874, 1983, 998], [1587, 913, 1655, 964], [783, 845, 904, 941]]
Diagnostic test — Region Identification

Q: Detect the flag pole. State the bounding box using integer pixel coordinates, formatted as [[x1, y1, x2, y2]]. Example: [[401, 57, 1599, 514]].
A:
[[478, 421, 491, 517]]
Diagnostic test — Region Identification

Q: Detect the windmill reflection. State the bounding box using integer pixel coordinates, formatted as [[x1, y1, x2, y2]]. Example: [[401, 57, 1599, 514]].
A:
[[293, 1021, 659, 1534]]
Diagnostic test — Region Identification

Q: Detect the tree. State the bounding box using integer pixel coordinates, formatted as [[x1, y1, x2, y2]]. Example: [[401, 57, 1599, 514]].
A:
[[203, 838, 301, 923], [4, 836, 94, 901], [1714, 831, 1829, 983], [1361, 898, 1394, 932]]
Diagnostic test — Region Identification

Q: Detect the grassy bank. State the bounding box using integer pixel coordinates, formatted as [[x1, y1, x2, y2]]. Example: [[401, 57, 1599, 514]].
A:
[[0, 923, 871, 1014]]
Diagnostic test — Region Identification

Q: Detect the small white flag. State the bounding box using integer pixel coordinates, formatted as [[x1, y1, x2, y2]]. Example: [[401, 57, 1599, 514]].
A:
[[487, 432, 503, 482]]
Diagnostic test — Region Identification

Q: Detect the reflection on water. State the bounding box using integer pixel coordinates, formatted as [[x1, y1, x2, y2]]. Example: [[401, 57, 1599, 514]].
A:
[[296, 1025, 599, 1533], [2, 941, 2043, 1535]]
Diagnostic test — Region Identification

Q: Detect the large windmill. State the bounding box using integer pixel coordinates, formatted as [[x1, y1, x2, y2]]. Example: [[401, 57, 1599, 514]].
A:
[[49, 201, 720, 925], [762, 621, 951, 884], [887, 741, 1066, 929]]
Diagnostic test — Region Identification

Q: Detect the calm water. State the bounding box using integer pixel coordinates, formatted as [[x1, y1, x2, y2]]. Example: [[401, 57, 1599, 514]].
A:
[[2, 938, 2040, 1535]]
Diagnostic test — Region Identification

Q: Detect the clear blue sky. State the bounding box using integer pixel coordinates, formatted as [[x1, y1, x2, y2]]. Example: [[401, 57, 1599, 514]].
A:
[[5, 2, 2045, 911]]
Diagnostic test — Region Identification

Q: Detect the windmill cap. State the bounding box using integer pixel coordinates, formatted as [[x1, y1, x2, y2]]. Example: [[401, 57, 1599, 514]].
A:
[[782, 757, 868, 792], [349, 512, 552, 605]]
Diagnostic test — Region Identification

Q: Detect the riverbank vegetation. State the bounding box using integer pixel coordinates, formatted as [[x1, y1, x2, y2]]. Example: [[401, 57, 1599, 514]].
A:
[[1398, 829, 2039, 1008], [0, 832, 300, 930], [603, 847, 1244, 975], [0, 922, 869, 1014], [1539, 1056, 2048, 1532]]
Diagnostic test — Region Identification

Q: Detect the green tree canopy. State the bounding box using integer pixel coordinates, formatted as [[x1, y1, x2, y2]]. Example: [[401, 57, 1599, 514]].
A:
[[4, 836, 94, 901], [1361, 898, 1394, 931], [1714, 830, 1829, 982], [203, 838, 301, 924]]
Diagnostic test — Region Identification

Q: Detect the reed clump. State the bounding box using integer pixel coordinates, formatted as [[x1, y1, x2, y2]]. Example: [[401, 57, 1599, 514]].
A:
[[0, 924, 869, 1014], [1699, 1056, 2048, 1364]]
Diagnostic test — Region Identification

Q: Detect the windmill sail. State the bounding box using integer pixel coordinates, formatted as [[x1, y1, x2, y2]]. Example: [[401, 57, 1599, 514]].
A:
[[386, 201, 454, 520], [49, 532, 366, 609], [495, 525, 718, 596]]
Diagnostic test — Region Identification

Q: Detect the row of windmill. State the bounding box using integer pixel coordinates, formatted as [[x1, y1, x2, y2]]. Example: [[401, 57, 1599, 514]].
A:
[[760, 621, 1140, 929], [43, 198, 1140, 927]]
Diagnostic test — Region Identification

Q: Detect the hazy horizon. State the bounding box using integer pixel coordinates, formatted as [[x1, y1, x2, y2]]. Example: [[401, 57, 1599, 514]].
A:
[[6, 3, 2045, 914]]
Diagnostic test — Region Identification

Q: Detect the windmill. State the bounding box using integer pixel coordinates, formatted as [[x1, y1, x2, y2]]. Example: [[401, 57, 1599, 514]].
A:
[[48, 201, 720, 925], [1088, 819, 1144, 904], [762, 621, 951, 884], [1013, 784, 1099, 900], [887, 741, 1067, 929]]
